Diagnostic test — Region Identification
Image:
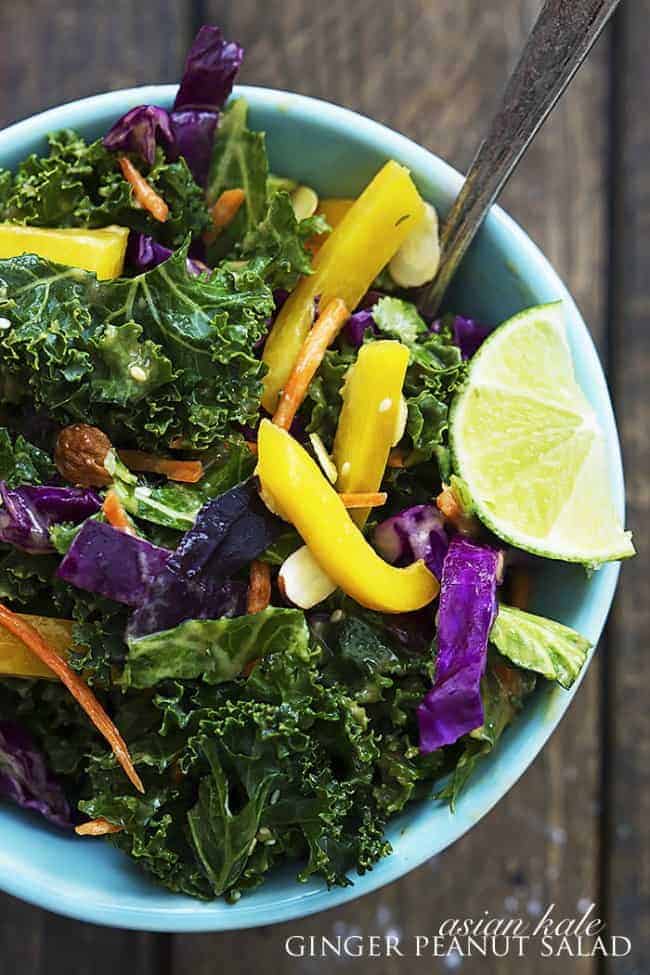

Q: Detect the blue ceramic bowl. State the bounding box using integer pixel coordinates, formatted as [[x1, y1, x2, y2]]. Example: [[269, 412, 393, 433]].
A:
[[0, 86, 625, 931]]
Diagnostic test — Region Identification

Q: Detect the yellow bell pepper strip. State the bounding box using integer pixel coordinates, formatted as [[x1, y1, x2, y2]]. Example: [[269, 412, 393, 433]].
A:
[[0, 604, 144, 793], [261, 160, 425, 412], [306, 197, 355, 254], [272, 298, 350, 430], [0, 613, 73, 680], [256, 420, 438, 613], [0, 223, 129, 280], [333, 340, 410, 526]]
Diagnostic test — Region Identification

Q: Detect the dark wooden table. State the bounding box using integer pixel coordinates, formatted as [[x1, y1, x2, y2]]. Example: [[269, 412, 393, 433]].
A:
[[0, 2, 647, 972]]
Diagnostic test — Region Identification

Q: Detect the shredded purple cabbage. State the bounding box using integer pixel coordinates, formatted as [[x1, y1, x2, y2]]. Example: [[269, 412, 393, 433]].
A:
[[128, 574, 246, 639], [103, 105, 174, 167], [0, 722, 72, 828], [173, 25, 244, 112], [344, 309, 377, 347], [418, 537, 502, 752], [56, 482, 279, 637], [126, 233, 207, 276], [130, 480, 279, 637], [104, 27, 242, 186], [374, 504, 448, 580], [0, 483, 101, 555], [57, 520, 171, 607], [169, 110, 219, 187], [430, 315, 493, 360], [169, 479, 280, 581]]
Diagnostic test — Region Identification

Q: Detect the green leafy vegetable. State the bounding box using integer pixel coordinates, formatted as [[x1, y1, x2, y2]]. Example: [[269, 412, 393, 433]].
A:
[[125, 607, 309, 688], [115, 441, 256, 532], [437, 655, 536, 808], [241, 190, 326, 291], [0, 427, 55, 487], [206, 99, 268, 259], [491, 603, 591, 689], [372, 296, 427, 345], [0, 131, 209, 247], [205, 99, 321, 287], [0, 247, 274, 448]]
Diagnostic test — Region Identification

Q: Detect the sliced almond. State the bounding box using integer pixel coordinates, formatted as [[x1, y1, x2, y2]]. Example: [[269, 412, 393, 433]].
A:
[[291, 185, 319, 221], [392, 395, 408, 447], [279, 545, 337, 609], [309, 432, 338, 483], [389, 202, 440, 288]]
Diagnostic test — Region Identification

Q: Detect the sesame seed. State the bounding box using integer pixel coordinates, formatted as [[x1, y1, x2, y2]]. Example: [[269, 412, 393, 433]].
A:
[[0, 318, 11, 330], [330, 609, 344, 623], [248, 837, 258, 856], [378, 398, 392, 413], [129, 365, 148, 382], [270, 789, 280, 805]]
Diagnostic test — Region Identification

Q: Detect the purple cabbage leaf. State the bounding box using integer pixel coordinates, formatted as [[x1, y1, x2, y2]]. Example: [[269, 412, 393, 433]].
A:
[[374, 504, 448, 580], [173, 25, 244, 112], [126, 232, 207, 276], [418, 537, 503, 753], [56, 520, 171, 607], [103, 105, 174, 167], [0, 483, 101, 555], [57, 481, 280, 638], [169, 110, 219, 187], [430, 315, 493, 360], [130, 479, 280, 637], [0, 722, 72, 828]]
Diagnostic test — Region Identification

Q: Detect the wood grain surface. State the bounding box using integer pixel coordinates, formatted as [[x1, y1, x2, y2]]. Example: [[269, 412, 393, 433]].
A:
[[0, 1, 644, 973]]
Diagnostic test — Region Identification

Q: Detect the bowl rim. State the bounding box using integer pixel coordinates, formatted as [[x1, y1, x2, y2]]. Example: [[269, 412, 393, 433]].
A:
[[0, 83, 624, 931]]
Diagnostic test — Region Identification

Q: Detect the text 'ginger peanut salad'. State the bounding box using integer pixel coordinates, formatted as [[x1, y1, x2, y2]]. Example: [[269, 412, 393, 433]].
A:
[[0, 26, 633, 901]]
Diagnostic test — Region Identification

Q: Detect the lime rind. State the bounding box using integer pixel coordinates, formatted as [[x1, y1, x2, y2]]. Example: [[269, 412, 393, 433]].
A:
[[449, 303, 634, 565]]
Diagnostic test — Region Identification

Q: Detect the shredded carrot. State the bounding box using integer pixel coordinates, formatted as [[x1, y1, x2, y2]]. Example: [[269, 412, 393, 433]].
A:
[[244, 441, 258, 456], [210, 188, 246, 231], [118, 156, 169, 222], [102, 489, 135, 534], [0, 604, 144, 793], [339, 491, 387, 509], [387, 448, 406, 468], [118, 449, 204, 483], [509, 568, 532, 611], [246, 559, 271, 615], [272, 298, 350, 430], [436, 485, 463, 522], [76, 818, 124, 837]]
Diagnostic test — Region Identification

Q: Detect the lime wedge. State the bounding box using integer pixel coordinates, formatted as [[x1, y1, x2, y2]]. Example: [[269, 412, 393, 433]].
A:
[[450, 302, 634, 564]]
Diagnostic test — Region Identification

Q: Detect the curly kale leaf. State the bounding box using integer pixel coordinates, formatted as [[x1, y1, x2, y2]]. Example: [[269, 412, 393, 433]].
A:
[[0, 427, 55, 487], [0, 248, 274, 448], [0, 131, 209, 247], [206, 98, 268, 260], [240, 191, 327, 291], [205, 98, 321, 287]]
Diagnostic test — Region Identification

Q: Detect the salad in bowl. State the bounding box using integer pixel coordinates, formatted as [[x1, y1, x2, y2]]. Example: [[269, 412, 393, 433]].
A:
[[0, 25, 634, 907]]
